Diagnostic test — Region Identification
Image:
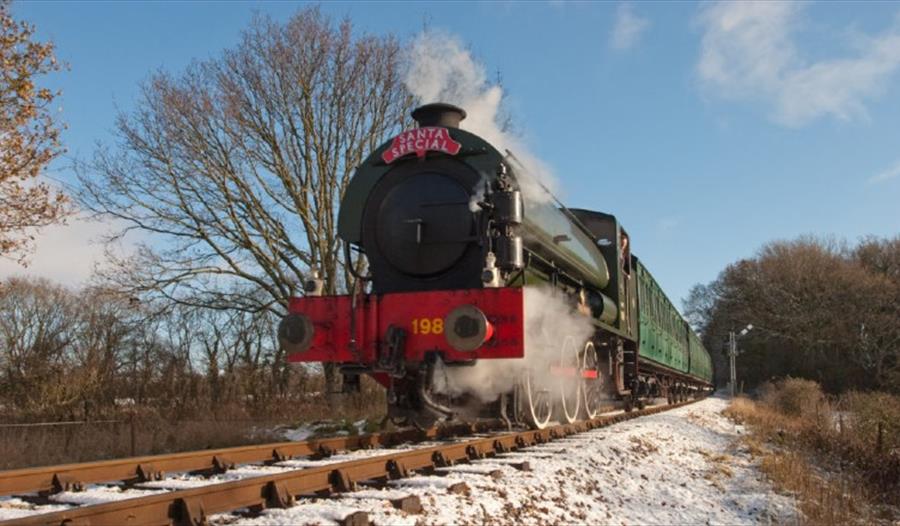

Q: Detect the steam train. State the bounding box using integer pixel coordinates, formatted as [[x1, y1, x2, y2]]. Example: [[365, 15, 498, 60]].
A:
[[278, 103, 713, 429]]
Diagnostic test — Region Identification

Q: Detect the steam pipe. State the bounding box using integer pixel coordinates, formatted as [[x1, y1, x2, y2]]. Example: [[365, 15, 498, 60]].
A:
[[418, 361, 455, 419], [418, 384, 455, 419]]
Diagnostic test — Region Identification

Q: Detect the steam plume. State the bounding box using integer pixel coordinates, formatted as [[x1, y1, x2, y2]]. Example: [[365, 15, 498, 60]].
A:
[[404, 31, 559, 202], [436, 287, 595, 403], [404, 32, 595, 404]]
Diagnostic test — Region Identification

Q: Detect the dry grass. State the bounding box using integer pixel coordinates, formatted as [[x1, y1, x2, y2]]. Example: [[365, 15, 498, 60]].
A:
[[726, 379, 900, 525], [727, 398, 867, 525], [759, 377, 827, 419], [697, 449, 734, 487], [628, 435, 659, 456], [759, 449, 864, 525]]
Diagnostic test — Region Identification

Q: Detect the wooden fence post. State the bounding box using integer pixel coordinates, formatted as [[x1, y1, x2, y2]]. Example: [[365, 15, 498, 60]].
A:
[[130, 412, 136, 457], [876, 421, 884, 454]]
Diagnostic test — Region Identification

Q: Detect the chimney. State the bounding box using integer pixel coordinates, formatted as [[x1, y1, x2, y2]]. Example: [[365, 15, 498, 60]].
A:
[[411, 103, 467, 128]]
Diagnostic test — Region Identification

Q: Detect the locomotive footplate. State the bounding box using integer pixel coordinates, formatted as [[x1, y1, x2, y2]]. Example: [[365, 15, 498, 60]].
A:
[[283, 288, 525, 367]]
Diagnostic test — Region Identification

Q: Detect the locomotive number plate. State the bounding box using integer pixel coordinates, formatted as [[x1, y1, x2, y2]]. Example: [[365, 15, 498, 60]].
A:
[[411, 317, 444, 335]]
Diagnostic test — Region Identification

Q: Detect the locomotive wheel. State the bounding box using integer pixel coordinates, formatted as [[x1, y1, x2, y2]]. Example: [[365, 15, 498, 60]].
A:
[[557, 336, 582, 424], [581, 341, 604, 419], [516, 370, 552, 429]]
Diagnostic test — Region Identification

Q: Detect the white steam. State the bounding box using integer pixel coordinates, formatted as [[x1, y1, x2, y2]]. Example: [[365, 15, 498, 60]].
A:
[[405, 32, 593, 403], [404, 31, 559, 202], [435, 286, 595, 403], [468, 178, 487, 213]]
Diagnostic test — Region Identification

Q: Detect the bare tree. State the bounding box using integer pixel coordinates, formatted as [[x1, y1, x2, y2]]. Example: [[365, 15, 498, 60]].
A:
[[78, 8, 411, 398], [854, 236, 900, 388], [0, 0, 69, 263], [0, 278, 73, 416], [686, 236, 900, 393], [0, 279, 137, 419], [80, 9, 408, 310]]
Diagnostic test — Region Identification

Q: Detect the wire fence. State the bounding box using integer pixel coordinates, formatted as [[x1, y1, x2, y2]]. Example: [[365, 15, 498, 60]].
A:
[[0, 419, 288, 429], [0, 420, 125, 428], [0, 416, 292, 470]]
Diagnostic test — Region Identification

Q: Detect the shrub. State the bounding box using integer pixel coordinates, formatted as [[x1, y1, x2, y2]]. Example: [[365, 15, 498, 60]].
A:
[[841, 391, 900, 453], [759, 377, 826, 419], [730, 379, 900, 515]]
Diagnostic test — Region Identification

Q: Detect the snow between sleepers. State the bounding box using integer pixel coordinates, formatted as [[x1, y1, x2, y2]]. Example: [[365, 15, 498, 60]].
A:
[[233, 396, 798, 526], [0, 396, 797, 525]]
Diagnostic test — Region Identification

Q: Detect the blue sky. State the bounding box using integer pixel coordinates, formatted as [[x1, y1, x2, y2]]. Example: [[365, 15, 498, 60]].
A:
[[4, 1, 900, 310]]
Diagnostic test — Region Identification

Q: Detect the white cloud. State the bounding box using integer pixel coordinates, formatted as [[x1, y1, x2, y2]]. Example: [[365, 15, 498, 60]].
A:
[[0, 216, 120, 286], [697, 2, 900, 126], [610, 3, 650, 51], [869, 159, 900, 184]]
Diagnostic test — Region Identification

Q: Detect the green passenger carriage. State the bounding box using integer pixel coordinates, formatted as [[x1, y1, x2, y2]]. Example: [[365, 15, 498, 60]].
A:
[[634, 259, 713, 398]]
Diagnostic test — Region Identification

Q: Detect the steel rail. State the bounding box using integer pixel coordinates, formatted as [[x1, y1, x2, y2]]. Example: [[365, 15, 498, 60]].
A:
[[0, 421, 501, 498], [1, 399, 700, 526]]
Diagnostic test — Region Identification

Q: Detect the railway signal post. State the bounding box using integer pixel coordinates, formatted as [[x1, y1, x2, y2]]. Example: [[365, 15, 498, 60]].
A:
[[728, 324, 753, 397]]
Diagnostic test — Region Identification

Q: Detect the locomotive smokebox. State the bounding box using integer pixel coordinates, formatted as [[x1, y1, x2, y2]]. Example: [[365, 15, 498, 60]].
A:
[[412, 103, 467, 128]]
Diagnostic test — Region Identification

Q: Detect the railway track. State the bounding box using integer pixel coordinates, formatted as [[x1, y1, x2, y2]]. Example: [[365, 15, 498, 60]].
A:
[[0, 399, 700, 526], [0, 421, 501, 498]]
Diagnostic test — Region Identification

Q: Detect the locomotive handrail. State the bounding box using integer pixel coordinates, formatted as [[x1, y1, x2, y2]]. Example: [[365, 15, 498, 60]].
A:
[[503, 150, 601, 244]]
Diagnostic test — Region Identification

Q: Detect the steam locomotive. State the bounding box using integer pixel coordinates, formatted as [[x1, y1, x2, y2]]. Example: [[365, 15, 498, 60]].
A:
[[278, 103, 712, 429]]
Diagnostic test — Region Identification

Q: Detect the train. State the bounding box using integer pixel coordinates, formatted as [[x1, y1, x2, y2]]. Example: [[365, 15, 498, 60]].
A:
[[278, 103, 713, 429]]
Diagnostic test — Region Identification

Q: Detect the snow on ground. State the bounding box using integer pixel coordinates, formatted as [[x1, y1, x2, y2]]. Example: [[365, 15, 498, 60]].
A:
[[231, 396, 798, 525], [48, 486, 165, 506], [0, 397, 797, 525], [0, 498, 71, 521], [281, 424, 320, 442], [279, 419, 371, 441], [136, 465, 297, 490]]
